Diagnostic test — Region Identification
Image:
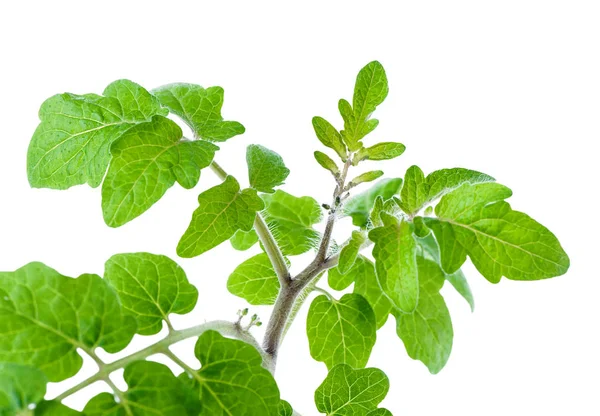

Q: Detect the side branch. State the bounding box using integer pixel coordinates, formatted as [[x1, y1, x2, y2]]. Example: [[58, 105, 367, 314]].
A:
[[209, 161, 290, 284]]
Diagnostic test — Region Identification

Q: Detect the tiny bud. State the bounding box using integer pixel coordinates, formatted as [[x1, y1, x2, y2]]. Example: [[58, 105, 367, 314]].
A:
[[322, 203, 331, 210], [255, 321, 263, 327], [242, 308, 249, 316]]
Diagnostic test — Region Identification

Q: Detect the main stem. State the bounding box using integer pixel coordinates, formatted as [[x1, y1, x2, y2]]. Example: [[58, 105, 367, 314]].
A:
[[261, 157, 353, 365]]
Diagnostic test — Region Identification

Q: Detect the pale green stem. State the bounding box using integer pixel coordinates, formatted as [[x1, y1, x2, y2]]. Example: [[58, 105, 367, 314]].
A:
[[54, 321, 261, 401]]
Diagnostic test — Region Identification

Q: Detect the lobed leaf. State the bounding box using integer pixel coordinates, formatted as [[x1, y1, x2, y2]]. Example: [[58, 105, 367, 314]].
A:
[[0, 262, 135, 382], [369, 215, 419, 313], [427, 182, 570, 282], [394, 257, 453, 374], [152, 83, 244, 141], [28, 80, 166, 189], [230, 229, 260, 251], [181, 330, 280, 415], [104, 253, 198, 335], [102, 116, 218, 227], [247, 144, 290, 193], [177, 176, 264, 258], [315, 364, 389, 415], [400, 166, 494, 215], [352, 256, 393, 329], [84, 361, 198, 416], [307, 294, 376, 369]]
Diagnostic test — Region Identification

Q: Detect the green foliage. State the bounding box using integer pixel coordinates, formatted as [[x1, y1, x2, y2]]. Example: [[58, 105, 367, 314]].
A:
[[152, 83, 245, 141], [14, 60, 572, 415], [426, 182, 570, 282], [0, 262, 135, 382], [177, 176, 264, 258], [182, 331, 280, 415], [343, 178, 403, 226], [27, 80, 167, 189], [0, 363, 46, 416], [247, 144, 290, 193], [104, 252, 198, 335], [315, 364, 390, 415], [307, 293, 376, 369], [102, 116, 218, 227], [227, 253, 282, 305]]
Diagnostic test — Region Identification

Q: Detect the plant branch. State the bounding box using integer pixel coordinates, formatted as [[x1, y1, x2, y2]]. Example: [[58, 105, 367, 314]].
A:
[[209, 161, 290, 285], [54, 320, 262, 402]]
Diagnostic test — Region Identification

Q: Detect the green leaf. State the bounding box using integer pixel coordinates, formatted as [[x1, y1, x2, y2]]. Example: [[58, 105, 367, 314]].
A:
[[353, 256, 393, 329], [337, 230, 367, 275], [314, 151, 340, 177], [0, 262, 135, 382], [177, 176, 264, 258], [102, 116, 218, 227], [312, 117, 347, 160], [230, 229, 260, 250], [227, 253, 283, 305], [343, 178, 403, 227], [367, 410, 393, 416], [424, 218, 467, 274], [152, 83, 245, 142], [279, 400, 294, 416], [35, 401, 81, 415], [400, 166, 495, 215], [27, 80, 166, 189], [369, 215, 419, 313], [261, 190, 322, 256], [347, 170, 384, 189], [418, 234, 474, 311], [104, 253, 198, 335], [354, 142, 406, 164], [307, 294, 376, 369], [315, 364, 389, 415], [180, 330, 280, 415], [84, 361, 198, 416], [394, 257, 453, 374], [247, 144, 290, 193], [339, 61, 389, 150], [429, 182, 570, 282], [0, 363, 47, 416]]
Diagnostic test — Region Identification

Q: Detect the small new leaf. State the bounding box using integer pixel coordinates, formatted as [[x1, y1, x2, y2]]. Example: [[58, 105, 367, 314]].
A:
[[177, 176, 264, 258], [339, 61, 389, 150], [353, 256, 393, 329], [104, 253, 198, 335], [102, 116, 218, 227], [315, 364, 389, 415], [247, 144, 290, 193], [314, 151, 340, 178], [347, 170, 384, 189], [152, 83, 245, 141], [354, 142, 406, 164], [28, 80, 166, 189], [307, 294, 377, 369], [312, 116, 347, 160]]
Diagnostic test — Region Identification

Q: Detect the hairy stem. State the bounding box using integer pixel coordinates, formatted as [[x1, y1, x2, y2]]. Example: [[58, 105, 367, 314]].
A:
[[54, 321, 260, 401]]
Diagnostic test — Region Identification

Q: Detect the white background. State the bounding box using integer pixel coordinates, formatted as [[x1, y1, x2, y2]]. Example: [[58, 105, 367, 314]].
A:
[[1, 1, 599, 415]]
